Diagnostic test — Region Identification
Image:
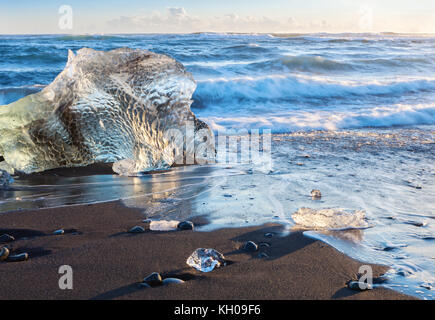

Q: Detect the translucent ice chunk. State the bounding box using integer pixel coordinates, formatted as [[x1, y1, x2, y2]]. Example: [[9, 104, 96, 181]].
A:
[[149, 220, 180, 231], [292, 207, 369, 230], [0, 48, 213, 175], [186, 248, 226, 272], [0, 169, 13, 189]]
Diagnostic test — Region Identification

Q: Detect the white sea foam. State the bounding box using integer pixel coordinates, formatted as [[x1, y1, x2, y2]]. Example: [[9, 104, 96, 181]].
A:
[[195, 74, 435, 104], [292, 207, 370, 230], [203, 103, 435, 132]]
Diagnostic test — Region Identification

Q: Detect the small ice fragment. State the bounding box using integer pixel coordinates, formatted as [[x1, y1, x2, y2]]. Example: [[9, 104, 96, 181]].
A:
[[112, 159, 137, 177], [149, 220, 179, 231], [186, 248, 226, 272], [292, 207, 369, 230]]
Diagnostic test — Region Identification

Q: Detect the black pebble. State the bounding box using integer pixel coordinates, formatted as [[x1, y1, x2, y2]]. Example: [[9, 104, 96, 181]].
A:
[[242, 241, 258, 252], [177, 221, 194, 231], [0, 234, 15, 243], [259, 242, 271, 248], [143, 272, 162, 287]]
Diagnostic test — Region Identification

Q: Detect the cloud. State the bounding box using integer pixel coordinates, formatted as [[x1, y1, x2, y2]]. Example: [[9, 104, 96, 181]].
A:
[[106, 7, 204, 33], [106, 7, 296, 33]]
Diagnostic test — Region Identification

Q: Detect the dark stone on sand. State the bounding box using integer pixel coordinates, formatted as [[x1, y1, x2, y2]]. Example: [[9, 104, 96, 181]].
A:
[[53, 229, 65, 235], [259, 242, 271, 248], [0, 247, 10, 261], [264, 232, 274, 238], [0, 234, 15, 243], [178, 221, 194, 231], [242, 241, 258, 252], [143, 272, 162, 287], [129, 226, 145, 234], [258, 252, 269, 259], [7, 253, 29, 262], [162, 278, 185, 286], [347, 281, 373, 291], [311, 189, 322, 200]]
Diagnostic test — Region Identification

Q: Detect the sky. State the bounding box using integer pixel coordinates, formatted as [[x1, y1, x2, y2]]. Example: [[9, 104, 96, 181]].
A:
[[1, 0, 435, 34]]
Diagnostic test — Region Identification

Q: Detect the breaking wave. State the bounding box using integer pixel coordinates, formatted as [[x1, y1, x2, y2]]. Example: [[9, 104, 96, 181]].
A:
[[193, 75, 435, 106], [202, 103, 435, 132]]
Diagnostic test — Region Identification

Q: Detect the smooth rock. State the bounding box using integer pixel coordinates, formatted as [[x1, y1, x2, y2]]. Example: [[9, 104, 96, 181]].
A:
[[347, 281, 373, 291], [0, 247, 10, 261], [7, 253, 29, 262], [258, 252, 269, 259], [143, 272, 162, 286], [129, 226, 145, 233], [259, 242, 271, 248], [242, 241, 259, 252], [0, 234, 15, 243], [53, 229, 65, 235], [162, 278, 185, 286], [186, 248, 226, 272], [264, 232, 274, 238], [177, 221, 194, 231], [311, 189, 322, 200]]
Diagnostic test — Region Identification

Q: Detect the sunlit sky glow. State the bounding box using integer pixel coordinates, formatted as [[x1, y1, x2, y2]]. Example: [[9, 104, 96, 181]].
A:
[[1, 0, 435, 34]]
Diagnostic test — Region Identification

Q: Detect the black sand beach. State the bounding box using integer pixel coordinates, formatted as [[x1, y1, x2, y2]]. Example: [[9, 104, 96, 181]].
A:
[[0, 200, 415, 300]]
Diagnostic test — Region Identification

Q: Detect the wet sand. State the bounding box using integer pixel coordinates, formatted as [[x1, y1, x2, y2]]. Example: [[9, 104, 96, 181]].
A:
[[0, 200, 415, 300]]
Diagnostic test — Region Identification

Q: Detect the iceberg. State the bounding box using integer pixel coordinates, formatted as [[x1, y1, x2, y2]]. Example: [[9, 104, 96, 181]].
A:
[[0, 48, 213, 176]]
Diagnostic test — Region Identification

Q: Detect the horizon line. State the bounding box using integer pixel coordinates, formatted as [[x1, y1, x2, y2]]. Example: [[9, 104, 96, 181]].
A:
[[0, 31, 435, 36]]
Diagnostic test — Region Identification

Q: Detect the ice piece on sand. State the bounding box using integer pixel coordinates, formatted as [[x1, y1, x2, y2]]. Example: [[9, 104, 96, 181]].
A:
[[186, 248, 226, 272], [149, 220, 180, 231], [292, 207, 369, 230], [0, 169, 13, 189]]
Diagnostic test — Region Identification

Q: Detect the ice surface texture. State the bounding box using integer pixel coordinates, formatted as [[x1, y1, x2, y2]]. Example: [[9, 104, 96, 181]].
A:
[[186, 248, 226, 272], [0, 48, 212, 175], [292, 207, 370, 230]]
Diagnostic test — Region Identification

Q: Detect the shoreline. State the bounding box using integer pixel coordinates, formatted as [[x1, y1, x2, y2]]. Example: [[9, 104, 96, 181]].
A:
[[0, 200, 415, 300]]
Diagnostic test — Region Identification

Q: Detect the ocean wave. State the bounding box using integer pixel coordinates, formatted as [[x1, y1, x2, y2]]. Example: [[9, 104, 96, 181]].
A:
[[201, 103, 435, 132], [245, 55, 435, 74], [54, 34, 123, 41], [193, 74, 435, 106]]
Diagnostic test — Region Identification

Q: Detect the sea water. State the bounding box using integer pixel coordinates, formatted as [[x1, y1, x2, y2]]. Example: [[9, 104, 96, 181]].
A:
[[0, 33, 434, 299]]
